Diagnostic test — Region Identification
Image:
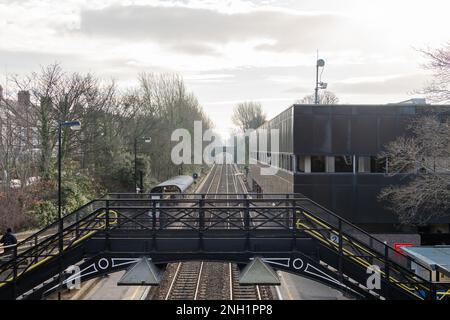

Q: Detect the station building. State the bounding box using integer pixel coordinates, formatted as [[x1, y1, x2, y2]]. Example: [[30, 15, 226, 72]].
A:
[[247, 103, 450, 244]]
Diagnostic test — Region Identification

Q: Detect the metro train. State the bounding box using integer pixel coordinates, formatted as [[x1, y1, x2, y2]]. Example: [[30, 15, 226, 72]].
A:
[[148, 175, 197, 229], [150, 175, 195, 198]]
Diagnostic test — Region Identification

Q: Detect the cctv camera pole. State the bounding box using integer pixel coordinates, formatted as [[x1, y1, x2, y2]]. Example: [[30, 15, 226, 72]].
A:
[[315, 61, 320, 104], [314, 65, 319, 104], [315, 57, 325, 104]]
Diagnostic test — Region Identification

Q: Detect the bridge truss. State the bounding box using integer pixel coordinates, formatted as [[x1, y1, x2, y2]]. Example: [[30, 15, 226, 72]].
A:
[[0, 193, 448, 300]]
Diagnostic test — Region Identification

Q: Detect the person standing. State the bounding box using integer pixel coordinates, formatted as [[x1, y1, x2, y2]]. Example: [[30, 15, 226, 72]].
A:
[[1, 228, 17, 256]]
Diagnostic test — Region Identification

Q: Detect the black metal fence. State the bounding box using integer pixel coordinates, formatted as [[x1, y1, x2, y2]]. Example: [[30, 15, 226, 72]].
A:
[[0, 193, 447, 300]]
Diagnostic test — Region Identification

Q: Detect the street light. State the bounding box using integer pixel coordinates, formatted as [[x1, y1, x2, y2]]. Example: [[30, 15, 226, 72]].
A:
[[57, 120, 81, 299], [134, 136, 151, 193]]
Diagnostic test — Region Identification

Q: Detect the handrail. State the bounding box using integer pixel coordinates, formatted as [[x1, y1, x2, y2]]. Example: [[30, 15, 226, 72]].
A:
[[0, 244, 17, 250], [0, 193, 445, 300], [0, 207, 107, 274], [101, 195, 438, 286], [296, 204, 433, 286], [106, 192, 305, 197], [16, 199, 101, 248], [294, 197, 436, 278]]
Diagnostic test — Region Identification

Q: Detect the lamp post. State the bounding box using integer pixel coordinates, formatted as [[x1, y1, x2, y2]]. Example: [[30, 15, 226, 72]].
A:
[[134, 136, 151, 193], [57, 120, 81, 299]]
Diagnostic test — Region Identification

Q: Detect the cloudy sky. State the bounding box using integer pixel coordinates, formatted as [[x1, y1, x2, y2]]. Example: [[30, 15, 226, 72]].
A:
[[0, 0, 449, 137]]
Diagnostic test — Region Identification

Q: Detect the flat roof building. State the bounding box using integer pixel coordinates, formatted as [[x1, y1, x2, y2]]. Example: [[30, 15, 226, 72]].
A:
[[247, 103, 450, 243]]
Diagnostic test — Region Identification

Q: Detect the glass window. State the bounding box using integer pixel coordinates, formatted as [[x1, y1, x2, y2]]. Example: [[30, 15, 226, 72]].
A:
[[297, 156, 305, 172], [335, 156, 353, 173], [358, 156, 371, 173], [297, 155, 311, 173], [326, 156, 335, 173], [370, 156, 387, 173], [311, 156, 326, 172]]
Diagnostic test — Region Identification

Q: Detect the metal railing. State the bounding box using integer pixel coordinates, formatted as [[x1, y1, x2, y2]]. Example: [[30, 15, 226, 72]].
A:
[[0, 193, 447, 300]]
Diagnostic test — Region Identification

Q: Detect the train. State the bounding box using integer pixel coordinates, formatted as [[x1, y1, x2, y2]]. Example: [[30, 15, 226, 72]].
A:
[[150, 175, 195, 198], [148, 175, 197, 229]]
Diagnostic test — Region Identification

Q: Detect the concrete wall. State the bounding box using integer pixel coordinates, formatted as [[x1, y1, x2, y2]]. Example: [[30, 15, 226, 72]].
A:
[[249, 163, 294, 194]]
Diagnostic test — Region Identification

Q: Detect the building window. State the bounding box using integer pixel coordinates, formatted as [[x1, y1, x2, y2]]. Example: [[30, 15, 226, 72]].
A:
[[297, 155, 311, 173], [335, 156, 353, 173], [370, 156, 387, 173], [325, 156, 335, 173], [358, 156, 371, 173], [311, 156, 326, 172]]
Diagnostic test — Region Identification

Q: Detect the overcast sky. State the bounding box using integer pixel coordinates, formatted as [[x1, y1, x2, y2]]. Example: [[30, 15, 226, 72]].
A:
[[0, 0, 449, 137]]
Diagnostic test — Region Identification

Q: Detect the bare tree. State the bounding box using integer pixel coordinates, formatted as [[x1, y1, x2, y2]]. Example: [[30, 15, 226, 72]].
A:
[[418, 42, 450, 103], [0, 65, 213, 229], [378, 116, 450, 225], [8, 64, 116, 179], [232, 101, 266, 132], [297, 90, 339, 104], [0, 103, 19, 193]]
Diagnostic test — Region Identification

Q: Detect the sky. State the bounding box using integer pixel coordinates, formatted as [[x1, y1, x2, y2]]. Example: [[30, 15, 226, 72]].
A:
[[0, 0, 449, 138]]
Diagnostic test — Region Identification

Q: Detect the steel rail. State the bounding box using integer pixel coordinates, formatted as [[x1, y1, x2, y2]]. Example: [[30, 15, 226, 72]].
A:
[[164, 164, 223, 300]]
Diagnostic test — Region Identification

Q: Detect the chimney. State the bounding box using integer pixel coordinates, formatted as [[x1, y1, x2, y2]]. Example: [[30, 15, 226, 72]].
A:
[[17, 90, 30, 107]]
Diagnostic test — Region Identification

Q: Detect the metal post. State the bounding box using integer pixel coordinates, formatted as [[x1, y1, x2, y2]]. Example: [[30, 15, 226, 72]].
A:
[[384, 245, 390, 299], [56, 120, 80, 300], [285, 194, 290, 227], [199, 195, 205, 251], [134, 137, 137, 193], [152, 200, 157, 251], [244, 195, 250, 251], [57, 124, 63, 301], [430, 270, 437, 300], [314, 62, 319, 104], [430, 284, 437, 301], [105, 200, 110, 231], [12, 245, 17, 299], [75, 211, 80, 238], [244, 194, 250, 231], [152, 200, 157, 231], [292, 201, 297, 251], [58, 124, 63, 254], [338, 220, 343, 283], [105, 200, 110, 252]]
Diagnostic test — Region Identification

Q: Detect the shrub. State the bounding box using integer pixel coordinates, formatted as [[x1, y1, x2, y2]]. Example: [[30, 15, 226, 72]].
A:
[[31, 200, 57, 228]]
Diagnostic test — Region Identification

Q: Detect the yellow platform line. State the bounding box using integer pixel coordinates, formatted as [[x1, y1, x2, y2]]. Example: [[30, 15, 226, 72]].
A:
[[299, 211, 430, 292], [296, 220, 424, 300]]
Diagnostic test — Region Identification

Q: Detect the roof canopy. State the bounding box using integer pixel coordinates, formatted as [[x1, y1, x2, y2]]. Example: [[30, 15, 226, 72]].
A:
[[402, 246, 450, 277], [150, 175, 194, 193]]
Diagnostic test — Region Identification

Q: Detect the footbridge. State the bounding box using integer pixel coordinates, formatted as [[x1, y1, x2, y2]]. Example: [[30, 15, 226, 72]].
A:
[[0, 193, 448, 300]]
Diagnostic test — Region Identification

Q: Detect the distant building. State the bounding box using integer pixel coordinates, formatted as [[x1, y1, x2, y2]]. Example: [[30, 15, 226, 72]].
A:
[[247, 103, 450, 245], [0, 86, 36, 148], [0, 85, 39, 183]]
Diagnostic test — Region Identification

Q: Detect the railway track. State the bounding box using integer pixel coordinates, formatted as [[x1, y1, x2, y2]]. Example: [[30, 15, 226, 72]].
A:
[[148, 164, 274, 300]]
